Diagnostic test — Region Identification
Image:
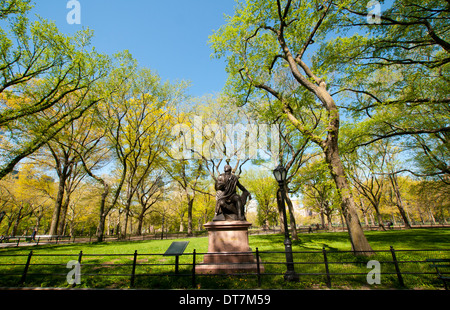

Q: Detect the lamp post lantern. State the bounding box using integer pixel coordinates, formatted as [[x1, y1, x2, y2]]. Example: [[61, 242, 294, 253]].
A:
[[273, 164, 299, 282]]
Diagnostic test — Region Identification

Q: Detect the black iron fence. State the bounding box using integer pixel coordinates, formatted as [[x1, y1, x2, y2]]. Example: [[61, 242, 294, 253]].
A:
[[0, 247, 448, 289], [0, 247, 450, 288]]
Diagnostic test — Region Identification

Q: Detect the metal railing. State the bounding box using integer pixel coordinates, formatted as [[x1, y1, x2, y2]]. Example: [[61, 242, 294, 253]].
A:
[[0, 231, 210, 247], [0, 247, 448, 289]]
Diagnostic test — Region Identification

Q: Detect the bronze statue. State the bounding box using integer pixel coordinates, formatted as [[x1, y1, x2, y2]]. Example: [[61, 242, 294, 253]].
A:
[[213, 165, 251, 221]]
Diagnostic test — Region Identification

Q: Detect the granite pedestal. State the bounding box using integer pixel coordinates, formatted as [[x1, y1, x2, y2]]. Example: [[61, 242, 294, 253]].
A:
[[196, 220, 264, 274]]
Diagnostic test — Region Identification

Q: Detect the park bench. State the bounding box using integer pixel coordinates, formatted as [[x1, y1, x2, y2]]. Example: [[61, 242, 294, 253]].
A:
[[427, 258, 450, 290]]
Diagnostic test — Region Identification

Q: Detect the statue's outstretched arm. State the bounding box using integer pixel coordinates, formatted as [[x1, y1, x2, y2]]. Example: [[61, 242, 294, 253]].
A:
[[237, 181, 251, 200]]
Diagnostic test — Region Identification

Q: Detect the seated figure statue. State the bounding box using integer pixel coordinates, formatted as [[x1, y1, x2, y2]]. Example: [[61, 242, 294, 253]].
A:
[[213, 165, 251, 221]]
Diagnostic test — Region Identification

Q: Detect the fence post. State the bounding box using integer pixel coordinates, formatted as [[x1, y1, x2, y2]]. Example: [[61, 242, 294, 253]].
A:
[[322, 247, 331, 288], [130, 250, 138, 288], [72, 251, 83, 288], [256, 247, 261, 287], [19, 250, 33, 285], [390, 246, 405, 287], [16, 237, 20, 247], [192, 249, 196, 288]]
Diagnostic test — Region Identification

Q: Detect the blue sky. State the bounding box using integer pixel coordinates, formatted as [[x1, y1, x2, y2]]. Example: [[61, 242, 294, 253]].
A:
[[30, 0, 237, 97]]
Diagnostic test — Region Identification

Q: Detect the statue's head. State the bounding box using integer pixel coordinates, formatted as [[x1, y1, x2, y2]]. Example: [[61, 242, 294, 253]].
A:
[[224, 165, 232, 173]]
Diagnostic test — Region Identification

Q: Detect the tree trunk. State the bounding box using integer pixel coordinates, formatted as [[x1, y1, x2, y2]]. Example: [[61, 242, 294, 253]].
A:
[[389, 174, 412, 229], [121, 190, 134, 239], [340, 212, 345, 229], [96, 184, 110, 242], [57, 195, 70, 235], [121, 210, 130, 239], [179, 210, 185, 232], [35, 206, 43, 232], [12, 205, 23, 236], [179, 218, 184, 232], [319, 202, 326, 229], [360, 198, 370, 227], [427, 206, 436, 224], [96, 212, 107, 243], [4, 217, 14, 236], [325, 207, 333, 230], [287, 78, 373, 253], [276, 188, 285, 234], [324, 144, 374, 255], [372, 203, 386, 231], [284, 184, 298, 240], [49, 175, 66, 236], [136, 211, 145, 236], [187, 196, 194, 236], [391, 213, 397, 226]]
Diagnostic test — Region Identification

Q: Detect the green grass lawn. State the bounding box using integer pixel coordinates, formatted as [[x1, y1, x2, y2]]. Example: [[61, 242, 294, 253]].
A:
[[0, 228, 449, 289]]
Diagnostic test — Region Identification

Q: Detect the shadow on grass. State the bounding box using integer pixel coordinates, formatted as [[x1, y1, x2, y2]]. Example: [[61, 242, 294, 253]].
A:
[[252, 228, 450, 252], [363, 228, 450, 249]]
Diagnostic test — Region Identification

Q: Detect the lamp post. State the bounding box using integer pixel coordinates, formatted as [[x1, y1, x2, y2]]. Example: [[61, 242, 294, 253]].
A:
[[273, 164, 299, 282]]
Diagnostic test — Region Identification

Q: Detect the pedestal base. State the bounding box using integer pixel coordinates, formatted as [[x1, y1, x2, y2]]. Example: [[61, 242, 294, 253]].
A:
[[196, 221, 264, 274]]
